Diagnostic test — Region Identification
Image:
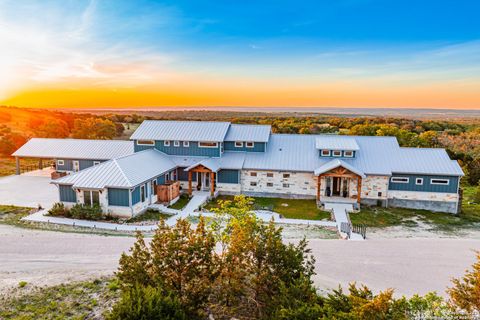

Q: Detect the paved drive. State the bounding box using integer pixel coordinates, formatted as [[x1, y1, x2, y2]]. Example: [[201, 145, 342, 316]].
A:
[[1, 224, 478, 297]]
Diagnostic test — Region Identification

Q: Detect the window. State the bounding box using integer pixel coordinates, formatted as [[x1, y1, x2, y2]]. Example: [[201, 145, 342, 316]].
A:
[[267, 172, 274, 178], [140, 185, 146, 202], [246, 141, 254, 148], [164, 140, 170, 146], [344, 151, 354, 157], [198, 142, 218, 148], [332, 150, 342, 157], [378, 192, 382, 197], [250, 172, 257, 177], [183, 141, 189, 147], [83, 190, 99, 206], [267, 182, 273, 187], [250, 182, 257, 186], [430, 178, 449, 185], [93, 161, 100, 166], [283, 183, 290, 188], [321, 150, 331, 156], [416, 178, 424, 185], [57, 160, 64, 166], [137, 140, 155, 146], [283, 173, 290, 178], [173, 140, 180, 147], [235, 141, 243, 147], [391, 177, 409, 184]]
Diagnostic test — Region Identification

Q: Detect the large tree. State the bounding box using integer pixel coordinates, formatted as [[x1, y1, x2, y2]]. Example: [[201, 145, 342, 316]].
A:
[[71, 117, 117, 139]]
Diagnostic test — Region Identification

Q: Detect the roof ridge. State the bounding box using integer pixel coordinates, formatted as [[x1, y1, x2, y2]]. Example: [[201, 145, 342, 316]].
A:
[[113, 159, 132, 186]]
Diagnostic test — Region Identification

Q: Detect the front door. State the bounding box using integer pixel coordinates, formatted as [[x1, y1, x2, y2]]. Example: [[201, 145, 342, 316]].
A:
[[73, 160, 80, 172], [332, 177, 341, 196]]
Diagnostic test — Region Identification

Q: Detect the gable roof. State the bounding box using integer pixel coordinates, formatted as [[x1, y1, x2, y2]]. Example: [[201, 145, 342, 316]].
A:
[[12, 138, 134, 160], [314, 159, 366, 178], [315, 136, 360, 151], [392, 148, 464, 176], [53, 149, 176, 189], [224, 124, 271, 142], [130, 120, 231, 142]]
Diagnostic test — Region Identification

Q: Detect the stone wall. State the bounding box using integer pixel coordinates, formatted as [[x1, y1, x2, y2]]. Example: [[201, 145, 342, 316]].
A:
[[241, 170, 317, 197], [361, 175, 389, 201], [387, 190, 459, 202]]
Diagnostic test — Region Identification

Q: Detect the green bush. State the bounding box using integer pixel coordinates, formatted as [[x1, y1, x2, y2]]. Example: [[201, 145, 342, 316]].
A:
[[69, 204, 103, 220], [48, 202, 67, 216], [107, 285, 188, 320]]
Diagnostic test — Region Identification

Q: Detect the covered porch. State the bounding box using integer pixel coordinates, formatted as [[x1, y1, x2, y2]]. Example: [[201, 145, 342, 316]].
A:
[[314, 159, 365, 206], [185, 159, 219, 197]]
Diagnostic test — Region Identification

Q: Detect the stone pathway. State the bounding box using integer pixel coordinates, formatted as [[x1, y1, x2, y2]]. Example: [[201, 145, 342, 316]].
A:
[[324, 202, 364, 240]]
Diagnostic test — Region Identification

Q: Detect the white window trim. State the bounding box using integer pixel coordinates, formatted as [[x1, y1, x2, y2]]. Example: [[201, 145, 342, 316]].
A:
[[57, 160, 64, 166], [321, 150, 331, 156], [164, 140, 170, 147], [173, 140, 180, 147], [93, 161, 100, 166], [332, 150, 342, 157], [246, 141, 254, 148], [83, 190, 100, 206], [344, 151, 354, 158], [137, 140, 155, 146], [391, 177, 409, 184], [198, 141, 219, 148], [234, 141, 243, 147], [416, 178, 424, 185], [430, 178, 450, 185], [183, 141, 190, 147]]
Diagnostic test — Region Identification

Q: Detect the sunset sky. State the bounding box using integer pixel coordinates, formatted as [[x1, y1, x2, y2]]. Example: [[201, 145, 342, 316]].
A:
[[0, 0, 479, 109]]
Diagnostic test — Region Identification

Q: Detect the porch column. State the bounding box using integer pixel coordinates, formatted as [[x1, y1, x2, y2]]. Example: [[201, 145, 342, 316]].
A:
[[15, 156, 20, 175], [38, 158, 43, 170], [210, 172, 215, 197], [317, 175, 321, 202], [188, 171, 192, 196], [357, 177, 362, 204]]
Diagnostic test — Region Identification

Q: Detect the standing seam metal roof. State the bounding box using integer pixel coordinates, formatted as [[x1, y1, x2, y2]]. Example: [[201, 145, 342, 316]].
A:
[[224, 124, 271, 142]]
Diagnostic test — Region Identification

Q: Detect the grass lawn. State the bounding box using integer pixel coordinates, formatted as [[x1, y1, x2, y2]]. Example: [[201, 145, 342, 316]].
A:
[[0, 278, 119, 319], [125, 209, 171, 223], [205, 195, 331, 221], [168, 194, 191, 210], [461, 185, 480, 220]]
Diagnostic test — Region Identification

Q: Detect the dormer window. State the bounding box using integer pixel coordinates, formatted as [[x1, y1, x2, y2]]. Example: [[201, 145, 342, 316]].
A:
[[137, 140, 155, 146], [332, 150, 342, 157], [235, 141, 243, 147], [174, 141, 180, 147], [164, 141, 171, 147], [321, 150, 331, 157], [344, 151, 354, 158], [183, 141, 189, 147], [246, 142, 254, 148]]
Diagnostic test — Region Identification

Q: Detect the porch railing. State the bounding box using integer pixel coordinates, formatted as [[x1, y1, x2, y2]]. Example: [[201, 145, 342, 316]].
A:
[[340, 222, 366, 240]]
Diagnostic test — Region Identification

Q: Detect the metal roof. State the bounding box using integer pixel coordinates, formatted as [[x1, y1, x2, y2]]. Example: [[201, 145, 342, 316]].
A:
[[130, 120, 231, 142], [392, 148, 464, 176], [53, 149, 176, 189], [224, 124, 271, 142], [183, 152, 245, 172], [12, 138, 134, 160], [314, 159, 366, 178], [315, 136, 360, 151]]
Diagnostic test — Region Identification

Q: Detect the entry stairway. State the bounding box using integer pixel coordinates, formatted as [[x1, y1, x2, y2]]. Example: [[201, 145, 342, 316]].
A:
[[324, 202, 365, 240]]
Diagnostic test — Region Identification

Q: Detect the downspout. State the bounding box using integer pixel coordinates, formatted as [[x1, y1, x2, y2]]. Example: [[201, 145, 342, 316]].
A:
[[129, 188, 133, 217]]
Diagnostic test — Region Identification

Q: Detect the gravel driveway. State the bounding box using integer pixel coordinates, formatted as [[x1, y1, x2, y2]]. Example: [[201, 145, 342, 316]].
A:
[[1, 224, 478, 297], [0, 173, 57, 208]]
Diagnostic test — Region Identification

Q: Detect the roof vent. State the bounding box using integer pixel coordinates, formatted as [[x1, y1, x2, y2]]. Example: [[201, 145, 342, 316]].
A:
[[279, 148, 282, 151]]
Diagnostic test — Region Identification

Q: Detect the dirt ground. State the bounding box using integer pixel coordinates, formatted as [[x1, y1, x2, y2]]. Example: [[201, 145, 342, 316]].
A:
[[1, 224, 478, 297]]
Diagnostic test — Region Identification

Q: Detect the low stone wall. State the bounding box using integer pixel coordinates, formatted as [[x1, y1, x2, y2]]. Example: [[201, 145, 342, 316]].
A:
[[388, 198, 458, 214]]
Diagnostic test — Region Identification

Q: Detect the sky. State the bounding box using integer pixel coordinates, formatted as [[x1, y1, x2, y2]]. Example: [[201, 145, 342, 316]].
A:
[[0, 0, 479, 109]]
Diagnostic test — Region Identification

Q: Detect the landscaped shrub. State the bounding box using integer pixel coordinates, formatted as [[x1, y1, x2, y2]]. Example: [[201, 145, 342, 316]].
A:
[[69, 204, 103, 220], [48, 202, 67, 217]]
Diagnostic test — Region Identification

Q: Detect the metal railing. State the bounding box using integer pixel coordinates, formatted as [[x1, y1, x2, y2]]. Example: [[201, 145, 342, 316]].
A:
[[340, 222, 351, 238], [340, 222, 366, 240]]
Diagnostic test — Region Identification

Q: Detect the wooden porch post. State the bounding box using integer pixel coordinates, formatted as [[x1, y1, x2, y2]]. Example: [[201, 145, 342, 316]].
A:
[[317, 175, 321, 202], [15, 156, 20, 175], [188, 171, 192, 196], [210, 172, 215, 197], [357, 177, 362, 204], [38, 158, 43, 170]]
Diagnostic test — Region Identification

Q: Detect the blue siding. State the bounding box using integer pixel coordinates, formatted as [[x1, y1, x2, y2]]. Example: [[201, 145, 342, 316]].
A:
[[177, 167, 197, 182], [131, 186, 140, 205], [217, 169, 240, 184], [56, 159, 104, 171], [224, 141, 266, 152], [319, 150, 356, 158], [108, 188, 130, 207], [135, 140, 221, 157], [59, 184, 76, 202], [388, 174, 459, 193]]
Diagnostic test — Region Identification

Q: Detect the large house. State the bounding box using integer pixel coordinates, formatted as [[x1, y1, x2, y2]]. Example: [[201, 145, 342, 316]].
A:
[[13, 120, 464, 217]]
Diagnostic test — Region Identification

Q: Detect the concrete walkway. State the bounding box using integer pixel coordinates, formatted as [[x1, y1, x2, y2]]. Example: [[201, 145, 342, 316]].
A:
[[324, 202, 364, 240]]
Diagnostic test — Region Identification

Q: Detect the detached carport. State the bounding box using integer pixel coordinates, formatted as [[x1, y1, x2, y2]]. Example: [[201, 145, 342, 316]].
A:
[[11, 138, 135, 175]]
